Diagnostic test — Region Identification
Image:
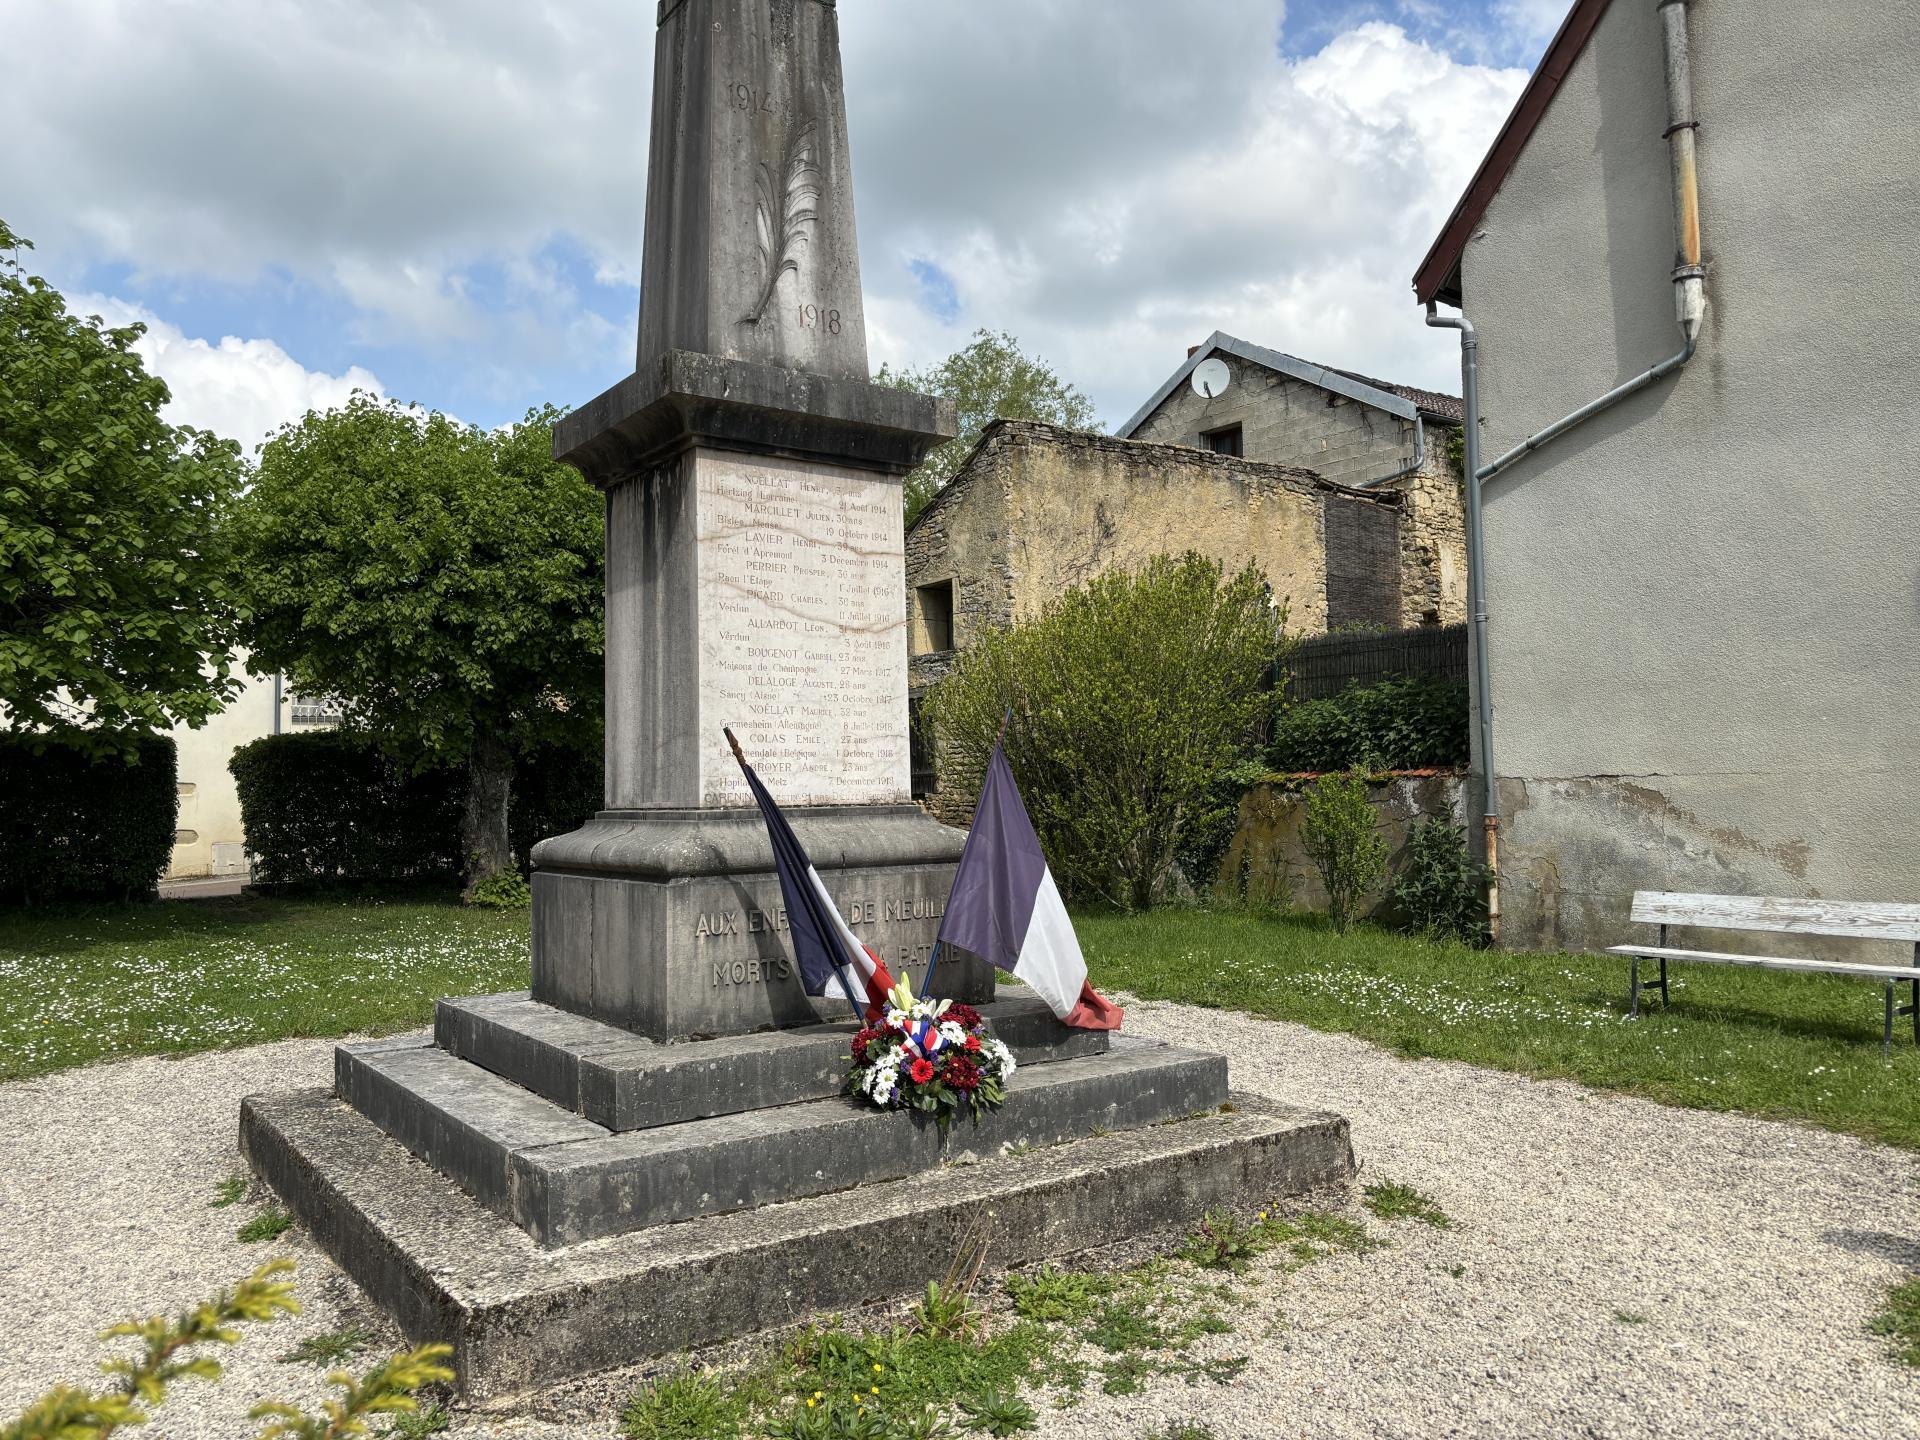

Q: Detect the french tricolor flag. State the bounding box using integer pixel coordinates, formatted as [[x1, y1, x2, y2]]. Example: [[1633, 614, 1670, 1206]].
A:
[[727, 730, 895, 1020], [936, 739, 1123, 1031]]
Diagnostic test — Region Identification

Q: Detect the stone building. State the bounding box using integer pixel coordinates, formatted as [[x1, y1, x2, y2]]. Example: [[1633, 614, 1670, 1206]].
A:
[[903, 399, 1463, 796], [1411, 0, 1920, 951], [904, 336, 1466, 725], [1120, 332, 1467, 631]]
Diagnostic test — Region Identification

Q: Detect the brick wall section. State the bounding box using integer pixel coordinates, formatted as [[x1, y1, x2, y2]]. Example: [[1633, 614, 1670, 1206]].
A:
[[1129, 352, 1467, 626]]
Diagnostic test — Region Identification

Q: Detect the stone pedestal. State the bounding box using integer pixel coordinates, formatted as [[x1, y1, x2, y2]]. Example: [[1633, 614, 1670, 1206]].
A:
[[241, 0, 1356, 1394]]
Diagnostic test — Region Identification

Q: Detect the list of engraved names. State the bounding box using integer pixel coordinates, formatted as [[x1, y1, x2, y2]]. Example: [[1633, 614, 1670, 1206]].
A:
[[697, 455, 908, 806]]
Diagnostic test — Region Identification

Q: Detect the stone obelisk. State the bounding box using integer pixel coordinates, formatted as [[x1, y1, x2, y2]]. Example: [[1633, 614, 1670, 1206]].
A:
[[535, 0, 986, 1041]]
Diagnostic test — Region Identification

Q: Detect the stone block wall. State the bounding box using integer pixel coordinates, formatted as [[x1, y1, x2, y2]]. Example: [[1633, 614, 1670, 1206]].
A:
[[1215, 774, 1465, 921]]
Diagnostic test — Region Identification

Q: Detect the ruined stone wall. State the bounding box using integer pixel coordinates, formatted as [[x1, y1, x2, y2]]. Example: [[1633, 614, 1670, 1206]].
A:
[[1395, 452, 1468, 627]]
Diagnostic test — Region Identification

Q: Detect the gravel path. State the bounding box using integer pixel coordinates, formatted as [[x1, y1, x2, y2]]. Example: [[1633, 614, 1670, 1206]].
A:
[[4, 1008, 1919, 1439]]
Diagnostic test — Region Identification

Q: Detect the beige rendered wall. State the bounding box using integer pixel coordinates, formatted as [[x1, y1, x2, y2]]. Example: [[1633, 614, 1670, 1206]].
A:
[[167, 664, 281, 879], [1456, 0, 1920, 951]]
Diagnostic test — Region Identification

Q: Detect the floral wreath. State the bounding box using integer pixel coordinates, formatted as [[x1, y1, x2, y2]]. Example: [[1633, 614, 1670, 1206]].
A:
[[844, 974, 1015, 1128]]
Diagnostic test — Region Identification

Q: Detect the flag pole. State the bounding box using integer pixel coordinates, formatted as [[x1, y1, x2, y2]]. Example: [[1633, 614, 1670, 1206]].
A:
[[724, 727, 866, 1025], [923, 707, 1014, 999]]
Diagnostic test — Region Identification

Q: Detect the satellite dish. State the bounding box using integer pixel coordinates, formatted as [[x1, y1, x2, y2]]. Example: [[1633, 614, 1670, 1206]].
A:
[[1191, 357, 1232, 400]]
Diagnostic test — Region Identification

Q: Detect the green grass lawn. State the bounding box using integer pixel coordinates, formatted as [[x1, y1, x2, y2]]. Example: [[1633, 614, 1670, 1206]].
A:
[[7, 893, 1920, 1154], [1079, 907, 1920, 1151], [0, 890, 530, 1081]]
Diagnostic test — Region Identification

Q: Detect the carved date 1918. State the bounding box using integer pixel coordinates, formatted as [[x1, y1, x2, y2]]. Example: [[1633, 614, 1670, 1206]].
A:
[[797, 303, 841, 334]]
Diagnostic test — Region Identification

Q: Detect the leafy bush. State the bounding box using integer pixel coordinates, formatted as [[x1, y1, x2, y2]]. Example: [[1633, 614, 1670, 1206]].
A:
[[231, 731, 601, 887], [464, 871, 531, 911], [1390, 819, 1488, 945], [926, 553, 1286, 910], [1268, 676, 1468, 773], [1301, 769, 1387, 932], [0, 733, 176, 904]]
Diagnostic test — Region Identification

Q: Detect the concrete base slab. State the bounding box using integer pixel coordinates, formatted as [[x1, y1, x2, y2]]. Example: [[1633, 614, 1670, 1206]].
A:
[[434, 990, 1109, 1131], [240, 1087, 1353, 1399]]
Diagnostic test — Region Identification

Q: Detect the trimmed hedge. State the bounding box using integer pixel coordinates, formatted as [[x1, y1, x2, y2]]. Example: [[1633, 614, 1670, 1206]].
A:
[[1268, 676, 1469, 774], [230, 731, 462, 885], [0, 733, 177, 903], [230, 731, 601, 886]]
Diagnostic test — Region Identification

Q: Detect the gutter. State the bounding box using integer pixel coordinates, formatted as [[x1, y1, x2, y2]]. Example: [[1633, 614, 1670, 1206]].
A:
[[1421, 0, 1707, 945]]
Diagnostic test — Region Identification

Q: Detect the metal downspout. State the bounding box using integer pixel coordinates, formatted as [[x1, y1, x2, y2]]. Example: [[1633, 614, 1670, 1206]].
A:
[[1423, 307, 1498, 942], [1419, 0, 1706, 944]]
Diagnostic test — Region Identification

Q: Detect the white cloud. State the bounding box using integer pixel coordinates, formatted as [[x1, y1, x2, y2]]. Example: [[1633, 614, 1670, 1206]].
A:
[[72, 296, 383, 451], [1, 3, 1528, 423]]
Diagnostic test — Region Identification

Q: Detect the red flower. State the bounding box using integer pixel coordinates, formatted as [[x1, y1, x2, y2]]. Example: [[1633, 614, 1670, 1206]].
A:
[[963, 1034, 982, 1053], [946, 1004, 982, 1029], [850, 1027, 884, 1065], [909, 1058, 936, 1085], [942, 1054, 982, 1091]]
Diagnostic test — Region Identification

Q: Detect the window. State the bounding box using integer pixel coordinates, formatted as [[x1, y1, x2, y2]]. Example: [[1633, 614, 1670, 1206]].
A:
[[1324, 497, 1401, 630], [1202, 424, 1244, 458], [915, 580, 954, 654]]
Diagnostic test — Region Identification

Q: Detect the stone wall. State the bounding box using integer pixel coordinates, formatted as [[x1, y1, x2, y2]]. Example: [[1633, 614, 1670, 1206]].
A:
[[905, 422, 1413, 691], [1215, 774, 1464, 921]]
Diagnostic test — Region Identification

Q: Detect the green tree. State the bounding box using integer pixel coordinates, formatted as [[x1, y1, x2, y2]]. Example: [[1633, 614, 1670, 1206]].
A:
[[228, 396, 603, 897], [877, 329, 1099, 526], [927, 553, 1285, 911], [0, 219, 243, 753]]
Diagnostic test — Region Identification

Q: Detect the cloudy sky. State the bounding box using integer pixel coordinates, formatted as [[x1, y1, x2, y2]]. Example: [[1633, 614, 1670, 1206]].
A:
[[0, 1, 1564, 451]]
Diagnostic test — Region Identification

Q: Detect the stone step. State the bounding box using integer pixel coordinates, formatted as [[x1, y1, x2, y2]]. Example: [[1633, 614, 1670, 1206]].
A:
[[338, 1035, 1227, 1248], [242, 1083, 1354, 1398], [435, 990, 1109, 1132], [335, 1038, 609, 1220]]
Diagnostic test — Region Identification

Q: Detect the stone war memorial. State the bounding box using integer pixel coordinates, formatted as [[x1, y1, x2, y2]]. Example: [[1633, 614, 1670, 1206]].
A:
[[241, 0, 1353, 1397]]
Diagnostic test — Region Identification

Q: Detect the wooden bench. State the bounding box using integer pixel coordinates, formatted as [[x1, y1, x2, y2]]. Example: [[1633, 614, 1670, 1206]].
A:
[[1607, 891, 1920, 1054]]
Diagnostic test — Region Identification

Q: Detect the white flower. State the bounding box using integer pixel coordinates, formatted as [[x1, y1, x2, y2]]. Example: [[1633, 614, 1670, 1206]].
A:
[[988, 1040, 1016, 1081], [938, 1021, 966, 1046]]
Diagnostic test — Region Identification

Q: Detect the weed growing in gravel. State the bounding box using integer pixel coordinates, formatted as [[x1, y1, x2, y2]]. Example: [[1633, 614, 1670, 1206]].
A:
[[279, 1324, 375, 1365], [1611, 1311, 1651, 1326], [622, 1367, 758, 1440], [1149, 1424, 1218, 1440], [1868, 1277, 1920, 1365], [956, 1388, 1036, 1435], [1180, 1208, 1380, 1273], [385, 1402, 454, 1437], [619, 1215, 1386, 1435], [211, 1175, 247, 1208], [1362, 1181, 1452, 1228], [238, 1208, 294, 1243]]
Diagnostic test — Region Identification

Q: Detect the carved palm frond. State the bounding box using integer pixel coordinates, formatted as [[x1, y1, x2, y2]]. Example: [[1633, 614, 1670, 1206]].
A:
[[742, 118, 822, 326]]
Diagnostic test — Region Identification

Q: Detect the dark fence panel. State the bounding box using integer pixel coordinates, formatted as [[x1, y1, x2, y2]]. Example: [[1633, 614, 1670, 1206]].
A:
[[1283, 623, 1467, 702]]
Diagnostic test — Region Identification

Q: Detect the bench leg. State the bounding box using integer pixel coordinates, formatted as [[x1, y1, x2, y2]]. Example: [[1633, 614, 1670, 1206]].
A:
[[1912, 979, 1918, 1048], [1886, 983, 1895, 1057], [1630, 956, 1641, 1019], [1659, 957, 1670, 1010]]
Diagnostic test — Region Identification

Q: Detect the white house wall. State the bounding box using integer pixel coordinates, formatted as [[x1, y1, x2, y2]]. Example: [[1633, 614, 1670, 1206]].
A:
[[1457, 0, 1920, 950]]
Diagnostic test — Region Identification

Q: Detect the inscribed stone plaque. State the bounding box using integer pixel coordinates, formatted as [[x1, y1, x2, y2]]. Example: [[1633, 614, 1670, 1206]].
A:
[[696, 452, 909, 807]]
